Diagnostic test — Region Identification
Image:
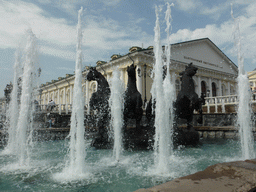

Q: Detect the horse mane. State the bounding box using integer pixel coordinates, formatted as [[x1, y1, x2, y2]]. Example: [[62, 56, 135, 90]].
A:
[[87, 67, 110, 92]]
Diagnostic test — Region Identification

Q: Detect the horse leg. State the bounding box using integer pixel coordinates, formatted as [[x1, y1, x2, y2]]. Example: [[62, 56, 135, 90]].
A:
[[187, 113, 195, 131], [135, 96, 143, 129]]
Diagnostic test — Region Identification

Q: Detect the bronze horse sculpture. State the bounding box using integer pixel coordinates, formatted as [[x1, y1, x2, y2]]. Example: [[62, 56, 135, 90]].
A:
[[174, 62, 205, 130], [122, 62, 145, 149], [145, 63, 204, 146], [86, 67, 111, 148], [123, 63, 143, 129]]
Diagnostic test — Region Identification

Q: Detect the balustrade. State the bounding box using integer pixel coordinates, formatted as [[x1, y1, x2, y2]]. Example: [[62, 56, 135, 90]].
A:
[[34, 94, 256, 115]]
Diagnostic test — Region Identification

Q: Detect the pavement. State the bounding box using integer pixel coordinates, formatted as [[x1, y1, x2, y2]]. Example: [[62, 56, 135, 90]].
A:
[[135, 159, 256, 192]]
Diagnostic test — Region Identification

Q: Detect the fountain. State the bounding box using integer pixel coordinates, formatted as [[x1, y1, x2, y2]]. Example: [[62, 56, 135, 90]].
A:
[[151, 4, 174, 174], [109, 68, 124, 162], [231, 5, 254, 160], [0, 4, 255, 192], [3, 49, 22, 154], [6, 29, 39, 166], [53, 7, 90, 182]]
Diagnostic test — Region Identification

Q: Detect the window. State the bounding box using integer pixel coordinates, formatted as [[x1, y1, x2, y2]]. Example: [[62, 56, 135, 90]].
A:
[[175, 79, 180, 93], [201, 81, 206, 96], [212, 82, 217, 97], [230, 85, 235, 95]]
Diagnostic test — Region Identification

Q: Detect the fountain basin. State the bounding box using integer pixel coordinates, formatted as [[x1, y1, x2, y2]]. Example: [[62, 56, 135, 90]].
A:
[[0, 138, 254, 191]]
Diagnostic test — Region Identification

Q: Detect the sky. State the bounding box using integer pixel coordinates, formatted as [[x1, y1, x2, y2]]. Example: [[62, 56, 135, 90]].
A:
[[0, 0, 256, 97]]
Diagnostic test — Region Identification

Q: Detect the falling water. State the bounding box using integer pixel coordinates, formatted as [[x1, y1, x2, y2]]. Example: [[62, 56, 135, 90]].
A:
[[163, 3, 176, 155], [54, 7, 88, 181], [152, 5, 171, 174], [4, 50, 22, 154], [231, 5, 254, 159], [66, 6, 86, 174], [15, 29, 38, 165], [163, 2, 175, 156], [109, 68, 124, 162]]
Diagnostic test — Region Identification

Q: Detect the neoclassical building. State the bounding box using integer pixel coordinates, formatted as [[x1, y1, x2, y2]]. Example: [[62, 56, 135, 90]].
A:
[[38, 38, 238, 113], [248, 69, 256, 93]]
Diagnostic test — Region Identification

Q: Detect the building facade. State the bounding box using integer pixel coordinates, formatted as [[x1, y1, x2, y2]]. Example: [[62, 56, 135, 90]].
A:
[[248, 69, 256, 99], [38, 38, 238, 113]]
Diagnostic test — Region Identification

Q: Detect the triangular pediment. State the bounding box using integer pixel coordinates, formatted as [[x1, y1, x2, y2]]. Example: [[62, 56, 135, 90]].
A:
[[170, 38, 238, 75]]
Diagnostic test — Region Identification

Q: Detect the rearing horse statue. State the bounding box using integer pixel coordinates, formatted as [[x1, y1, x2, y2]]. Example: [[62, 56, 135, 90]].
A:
[[86, 67, 111, 148], [123, 63, 143, 130], [175, 63, 205, 130]]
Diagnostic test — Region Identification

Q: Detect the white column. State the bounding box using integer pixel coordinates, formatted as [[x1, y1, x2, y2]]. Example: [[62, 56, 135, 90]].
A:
[[227, 82, 231, 95], [106, 73, 110, 81], [136, 65, 143, 94], [86, 80, 90, 114], [208, 78, 212, 97], [207, 100, 210, 113], [197, 76, 201, 96], [58, 89, 61, 114], [47, 91, 50, 102], [70, 85, 73, 104], [218, 80, 222, 96], [64, 87, 68, 114], [215, 98, 218, 113], [43, 93, 46, 105]]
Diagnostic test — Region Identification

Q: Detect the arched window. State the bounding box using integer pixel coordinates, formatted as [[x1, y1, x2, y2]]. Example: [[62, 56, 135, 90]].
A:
[[89, 82, 97, 99], [212, 82, 217, 97], [92, 83, 97, 93], [230, 85, 235, 95], [201, 81, 206, 96]]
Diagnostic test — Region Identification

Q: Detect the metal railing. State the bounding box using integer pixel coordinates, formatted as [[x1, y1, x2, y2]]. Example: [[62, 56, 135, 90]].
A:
[[37, 104, 72, 114], [204, 95, 256, 113], [37, 95, 256, 114]]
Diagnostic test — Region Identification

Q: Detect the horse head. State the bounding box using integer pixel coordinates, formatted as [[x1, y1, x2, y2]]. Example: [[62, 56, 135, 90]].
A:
[[86, 67, 100, 81], [184, 63, 198, 77], [127, 64, 136, 80]]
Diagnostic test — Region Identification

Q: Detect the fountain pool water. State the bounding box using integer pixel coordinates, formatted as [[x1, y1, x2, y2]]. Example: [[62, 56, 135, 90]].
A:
[[1, 4, 255, 192], [0, 139, 253, 191]]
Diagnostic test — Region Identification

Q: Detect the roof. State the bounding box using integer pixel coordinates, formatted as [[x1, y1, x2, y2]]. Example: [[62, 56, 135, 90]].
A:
[[171, 38, 238, 72]]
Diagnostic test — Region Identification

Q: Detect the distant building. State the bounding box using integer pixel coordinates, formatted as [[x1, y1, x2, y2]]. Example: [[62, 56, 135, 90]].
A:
[[39, 38, 238, 112], [248, 69, 256, 97]]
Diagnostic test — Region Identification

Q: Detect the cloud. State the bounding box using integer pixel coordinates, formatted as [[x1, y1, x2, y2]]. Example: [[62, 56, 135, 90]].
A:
[[57, 66, 74, 71], [101, 0, 121, 6], [0, 0, 152, 64], [40, 45, 75, 61], [200, 2, 230, 20], [169, 20, 233, 45], [0, 1, 77, 48], [173, 0, 201, 11]]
